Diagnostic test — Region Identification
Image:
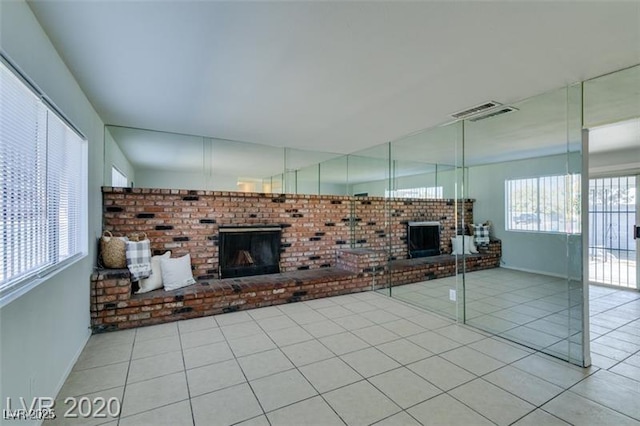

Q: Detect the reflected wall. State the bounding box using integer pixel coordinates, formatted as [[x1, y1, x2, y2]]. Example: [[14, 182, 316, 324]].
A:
[[104, 125, 462, 201], [105, 126, 286, 192], [584, 65, 640, 178], [383, 122, 465, 320]]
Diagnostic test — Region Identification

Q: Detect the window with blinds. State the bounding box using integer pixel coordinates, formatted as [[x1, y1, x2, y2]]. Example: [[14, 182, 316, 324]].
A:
[[385, 186, 444, 199], [0, 59, 87, 304], [111, 166, 128, 187]]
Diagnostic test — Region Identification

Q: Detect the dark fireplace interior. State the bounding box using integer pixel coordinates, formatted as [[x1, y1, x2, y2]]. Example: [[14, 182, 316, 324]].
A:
[[219, 226, 282, 278], [407, 221, 441, 258]]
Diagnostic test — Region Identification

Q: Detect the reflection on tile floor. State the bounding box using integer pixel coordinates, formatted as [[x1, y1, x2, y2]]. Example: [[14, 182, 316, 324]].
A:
[[50, 279, 640, 425], [393, 268, 640, 361]]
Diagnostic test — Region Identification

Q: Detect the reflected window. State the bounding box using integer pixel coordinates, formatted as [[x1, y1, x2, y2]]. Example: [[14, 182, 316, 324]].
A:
[[506, 175, 581, 233], [385, 187, 443, 199], [111, 166, 128, 187]]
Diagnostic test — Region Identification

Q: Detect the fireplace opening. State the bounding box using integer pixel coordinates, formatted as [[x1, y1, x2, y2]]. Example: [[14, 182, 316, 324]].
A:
[[407, 221, 441, 258], [219, 226, 282, 278]]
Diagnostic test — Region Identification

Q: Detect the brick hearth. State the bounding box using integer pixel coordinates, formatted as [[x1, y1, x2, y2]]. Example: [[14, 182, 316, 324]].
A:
[[90, 247, 501, 332]]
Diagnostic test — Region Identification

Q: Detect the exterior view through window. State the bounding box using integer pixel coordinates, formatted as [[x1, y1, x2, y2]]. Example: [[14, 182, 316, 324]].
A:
[[505, 175, 581, 234]]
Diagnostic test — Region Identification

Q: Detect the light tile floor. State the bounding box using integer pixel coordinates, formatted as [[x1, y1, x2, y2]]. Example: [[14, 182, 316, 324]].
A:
[[50, 285, 640, 425]]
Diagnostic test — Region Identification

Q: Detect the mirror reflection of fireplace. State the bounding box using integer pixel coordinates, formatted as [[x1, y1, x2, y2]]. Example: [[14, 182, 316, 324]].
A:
[[407, 221, 441, 258], [219, 226, 282, 278]]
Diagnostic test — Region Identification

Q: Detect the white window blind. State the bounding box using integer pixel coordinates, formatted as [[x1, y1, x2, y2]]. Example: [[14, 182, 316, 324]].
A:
[[0, 59, 87, 302], [385, 186, 443, 199], [111, 166, 128, 187]]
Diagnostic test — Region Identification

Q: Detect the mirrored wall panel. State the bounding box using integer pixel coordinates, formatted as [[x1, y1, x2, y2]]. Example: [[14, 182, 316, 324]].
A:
[[283, 148, 346, 194], [382, 122, 465, 320], [583, 65, 639, 371], [105, 126, 286, 192], [462, 85, 585, 365], [100, 66, 640, 368]]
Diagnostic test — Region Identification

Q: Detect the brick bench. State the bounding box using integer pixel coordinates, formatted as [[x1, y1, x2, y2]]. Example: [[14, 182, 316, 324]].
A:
[[90, 239, 501, 333], [388, 239, 502, 286], [90, 267, 375, 333], [335, 240, 501, 285]]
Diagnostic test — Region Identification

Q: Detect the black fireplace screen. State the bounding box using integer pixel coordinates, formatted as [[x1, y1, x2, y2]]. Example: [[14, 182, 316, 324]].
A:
[[219, 227, 282, 278], [407, 221, 441, 258]]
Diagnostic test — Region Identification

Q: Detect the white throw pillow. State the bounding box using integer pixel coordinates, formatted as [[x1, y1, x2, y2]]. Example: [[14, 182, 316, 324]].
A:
[[136, 251, 171, 294], [160, 253, 196, 291], [452, 235, 475, 255], [451, 236, 462, 255], [464, 235, 479, 254]]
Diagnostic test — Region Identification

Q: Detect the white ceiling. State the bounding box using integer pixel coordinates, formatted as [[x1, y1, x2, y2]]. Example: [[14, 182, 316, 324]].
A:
[[28, 1, 640, 155]]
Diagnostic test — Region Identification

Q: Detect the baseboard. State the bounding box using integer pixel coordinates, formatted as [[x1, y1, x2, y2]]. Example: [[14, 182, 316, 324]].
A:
[[500, 265, 568, 279], [588, 281, 640, 292]]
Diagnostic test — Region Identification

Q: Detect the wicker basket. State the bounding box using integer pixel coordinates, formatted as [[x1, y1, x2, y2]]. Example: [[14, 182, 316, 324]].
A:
[[100, 230, 127, 268], [128, 232, 148, 242]]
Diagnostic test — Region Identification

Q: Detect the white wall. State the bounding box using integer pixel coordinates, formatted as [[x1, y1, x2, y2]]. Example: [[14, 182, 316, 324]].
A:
[[104, 127, 135, 186], [135, 167, 351, 195], [0, 1, 105, 422], [468, 154, 576, 277], [349, 178, 388, 197], [317, 183, 349, 196], [349, 168, 462, 198], [135, 168, 242, 191], [296, 179, 319, 195]]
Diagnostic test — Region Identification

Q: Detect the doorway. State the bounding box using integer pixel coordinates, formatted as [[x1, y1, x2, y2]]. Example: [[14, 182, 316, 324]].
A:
[[588, 176, 638, 289]]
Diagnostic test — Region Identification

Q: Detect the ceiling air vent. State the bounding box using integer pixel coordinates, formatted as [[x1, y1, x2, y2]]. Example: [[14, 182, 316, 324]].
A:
[[451, 101, 502, 119], [467, 106, 519, 122]]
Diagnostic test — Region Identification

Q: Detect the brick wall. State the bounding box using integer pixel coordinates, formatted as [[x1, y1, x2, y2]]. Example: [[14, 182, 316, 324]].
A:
[[102, 187, 474, 279], [336, 249, 387, 274]]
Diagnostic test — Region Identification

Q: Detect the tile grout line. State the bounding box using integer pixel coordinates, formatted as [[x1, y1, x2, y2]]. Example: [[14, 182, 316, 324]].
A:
[[116, 324, 193, 424], [216, 314, 273, 426], [115, 327, 138, 426], [254, 301, 362, 425], [287, 299, 511, 425], [175, 322, 197, 426], [248, 295, 448, 422]]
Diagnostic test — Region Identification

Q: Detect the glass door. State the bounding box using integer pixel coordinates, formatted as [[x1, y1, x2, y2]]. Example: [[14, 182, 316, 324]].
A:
[[589, 175, 638, 289]]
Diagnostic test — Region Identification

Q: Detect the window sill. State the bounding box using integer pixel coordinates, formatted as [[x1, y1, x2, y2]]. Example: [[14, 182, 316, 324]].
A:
[[0, 253, 88, 309], [506, 229, 581, 236]]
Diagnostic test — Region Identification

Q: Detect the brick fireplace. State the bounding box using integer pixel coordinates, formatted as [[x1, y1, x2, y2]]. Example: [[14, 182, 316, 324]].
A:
[[218, 225, 282, 278], [102, 187, 474, 280]]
